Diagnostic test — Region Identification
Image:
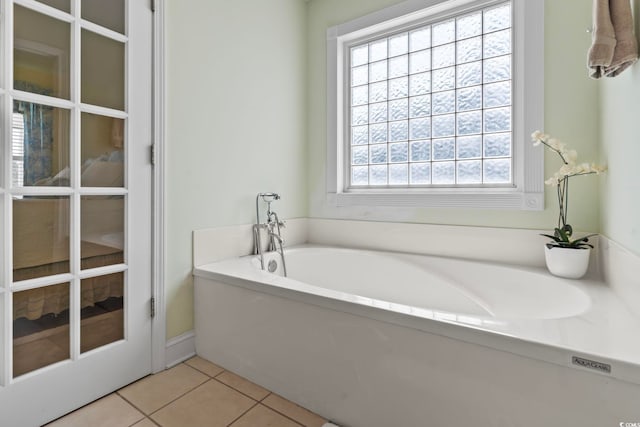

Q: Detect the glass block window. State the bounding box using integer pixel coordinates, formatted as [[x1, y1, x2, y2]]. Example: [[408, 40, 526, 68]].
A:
[[349, 1, 512, 187]]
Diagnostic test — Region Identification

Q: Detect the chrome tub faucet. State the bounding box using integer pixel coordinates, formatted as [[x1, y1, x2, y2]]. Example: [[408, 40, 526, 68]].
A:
[[253, 193, 287, 276]]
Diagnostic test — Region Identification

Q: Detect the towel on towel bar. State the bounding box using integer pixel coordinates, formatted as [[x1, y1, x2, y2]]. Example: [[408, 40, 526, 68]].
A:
[[606, 0, 638, 76], [588, 0, 638, 78], [588, 0, 617, 78]]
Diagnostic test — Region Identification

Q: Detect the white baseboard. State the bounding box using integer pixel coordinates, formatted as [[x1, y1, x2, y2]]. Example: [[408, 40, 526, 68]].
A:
[[165, 330, 196, 368]]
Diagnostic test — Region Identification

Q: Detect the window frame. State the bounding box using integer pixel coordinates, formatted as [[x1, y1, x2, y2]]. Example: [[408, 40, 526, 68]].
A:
[[326, 0, 544, 210]]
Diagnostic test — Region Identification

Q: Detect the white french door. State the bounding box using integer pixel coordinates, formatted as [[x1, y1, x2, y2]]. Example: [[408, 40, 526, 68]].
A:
[[0, 0, 153, 425]]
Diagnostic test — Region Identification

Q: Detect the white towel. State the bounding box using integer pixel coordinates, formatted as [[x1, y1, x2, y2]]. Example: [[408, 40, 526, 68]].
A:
[[588, 0, 638, 78], [604, 0, 639, 76], [588, 0, 617, 78]]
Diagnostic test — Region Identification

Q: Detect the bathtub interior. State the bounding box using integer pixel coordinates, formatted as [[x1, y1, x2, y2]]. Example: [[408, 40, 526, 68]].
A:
[[260, 249, 491, 316], [255, 246, 591, 320]]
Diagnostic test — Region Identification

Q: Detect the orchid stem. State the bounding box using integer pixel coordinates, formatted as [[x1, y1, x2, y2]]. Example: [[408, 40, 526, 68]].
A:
[[564, 177, 569, 227], [539, 140, 569, 165]]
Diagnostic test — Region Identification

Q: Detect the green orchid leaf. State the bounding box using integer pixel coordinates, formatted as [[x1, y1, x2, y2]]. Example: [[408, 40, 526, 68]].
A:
[[540, 233, 561, 241], [556, 227, 570, 242], [544, 229, 597, 249]]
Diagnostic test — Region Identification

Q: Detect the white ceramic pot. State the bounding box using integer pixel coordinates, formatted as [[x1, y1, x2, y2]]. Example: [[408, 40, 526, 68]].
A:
[[544, 246, 591, 279]]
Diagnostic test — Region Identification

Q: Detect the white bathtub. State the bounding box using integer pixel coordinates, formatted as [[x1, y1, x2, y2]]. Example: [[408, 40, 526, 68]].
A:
[[194, 245, 640, 427]]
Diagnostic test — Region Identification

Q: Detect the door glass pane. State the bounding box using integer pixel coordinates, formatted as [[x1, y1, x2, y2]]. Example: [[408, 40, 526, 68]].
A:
[[81, 272, 124, 353], [12, 102, 70, 187], [81, 30, 125, 110], [0, 293, 4, 383], [0, 94, 4, 182], [35, 0, 70, 13], [14, 5, 70, 100], [13, 282, 70, 377], [13, 196, 70, 281], [81, 113, 125, 187], [82, 0, 125, 34], [81, 196, 124, 268]]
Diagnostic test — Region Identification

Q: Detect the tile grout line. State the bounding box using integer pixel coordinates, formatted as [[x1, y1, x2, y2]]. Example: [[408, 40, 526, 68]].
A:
[[144, 377, 265, 423], [188, 359, 272, 403], [182, 359, 263, 402], [126, 377, 212, 419], [260, 392, 272, 402], [211, 375, 270, 403], [184, 359, 226, 379], [117, 392, 153, 419], [150, 377, 213, 417], [196, 361, 316, 426], [118, 360, 319, 427], [226, 401, 260, 427], [115, 362, 240, 421], [213, 378, 264, 404], [259, 401, 307, 427], [124, 413, 143, 427], [124, 412, 151, 427], [144, 416, 162, 427]]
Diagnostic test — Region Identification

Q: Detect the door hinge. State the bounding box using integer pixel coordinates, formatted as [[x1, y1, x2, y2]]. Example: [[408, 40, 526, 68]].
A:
[[150, 297, 156, 318], [150, 144, 156, 166]]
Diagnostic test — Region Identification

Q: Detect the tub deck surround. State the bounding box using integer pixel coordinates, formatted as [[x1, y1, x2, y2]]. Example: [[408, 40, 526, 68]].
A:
[[193, 218, 601, 275], [194, 245, 640, 386], [194, 267, 640, 427], [305, 218, 601, 269], [192, 217, 309, 267], [600, 235, 640, 320]]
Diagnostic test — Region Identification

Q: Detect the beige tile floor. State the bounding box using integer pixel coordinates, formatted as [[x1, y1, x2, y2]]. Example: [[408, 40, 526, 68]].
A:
[[46, 356, 327, 427]]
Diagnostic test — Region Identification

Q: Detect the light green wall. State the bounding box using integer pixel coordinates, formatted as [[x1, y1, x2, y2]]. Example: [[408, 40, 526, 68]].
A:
[[164, 0, 612, 340], [165, 0, 308, 338], [306, 0, 601, 231], [599, 0, 640, 256]]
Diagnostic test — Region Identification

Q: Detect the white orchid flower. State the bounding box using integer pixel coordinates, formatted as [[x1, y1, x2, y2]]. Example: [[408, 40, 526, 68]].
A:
[[547, 138, 560, 150], [545, 176, 559, 186], [531, 130, 606, 238], [531, 130, 544, 141], [559, 164, 574, 176], [580, 163, 591, 174], [530, 130, 550, 146]]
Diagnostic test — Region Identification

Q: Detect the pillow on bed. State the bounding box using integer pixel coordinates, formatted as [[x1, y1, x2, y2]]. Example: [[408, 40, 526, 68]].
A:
[[34, 167, 70, 187], [34, 150, 124, 187], [81, 161, 124, 187]]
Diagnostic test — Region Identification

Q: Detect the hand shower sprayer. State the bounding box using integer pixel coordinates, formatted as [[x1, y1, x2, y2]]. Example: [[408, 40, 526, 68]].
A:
[[259, 192, 280, 202]]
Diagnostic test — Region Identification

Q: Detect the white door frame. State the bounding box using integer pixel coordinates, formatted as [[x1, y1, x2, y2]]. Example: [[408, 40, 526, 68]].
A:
[[151, 0, 167, 373]]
